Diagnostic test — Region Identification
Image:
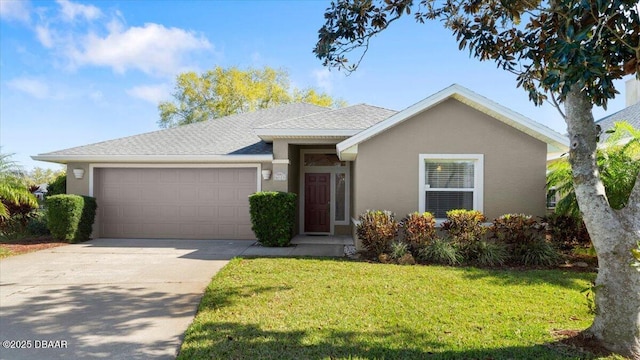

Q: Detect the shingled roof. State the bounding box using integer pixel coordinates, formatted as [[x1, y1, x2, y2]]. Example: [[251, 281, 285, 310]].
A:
[[33, 102, 396, 163], [596, 101, 640, 142]]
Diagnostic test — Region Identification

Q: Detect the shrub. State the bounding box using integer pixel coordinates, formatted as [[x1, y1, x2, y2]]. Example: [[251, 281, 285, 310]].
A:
[[27, 210, 50, 236], [401, 212, 436, 250], [47, 173, 66, 197], [442, 209, 487, 245], [514, 240, 560, 267], [466, 240, 508, 267], [77, 196, 97, 241], [46, 195, 82, 241], [356, 210, 399, 257], [542, 213, 591, 251], [248, 192, 297, 247], [418, 238, 462, 266], [389, 241, 409, 260], [46, 195, 97, 243], [490, 214, 544, 245]]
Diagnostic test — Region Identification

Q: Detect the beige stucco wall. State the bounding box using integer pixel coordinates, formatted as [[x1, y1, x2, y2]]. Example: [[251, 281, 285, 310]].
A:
[[66, 163, 91, 196], [353, 98, 547, 222]]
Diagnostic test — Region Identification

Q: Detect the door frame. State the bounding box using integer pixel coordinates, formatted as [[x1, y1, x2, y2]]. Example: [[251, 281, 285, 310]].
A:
[[299, 149, 350, 235]]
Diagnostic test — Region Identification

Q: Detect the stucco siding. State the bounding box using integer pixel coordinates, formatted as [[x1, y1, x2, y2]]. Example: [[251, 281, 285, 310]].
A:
[[353, 98, 547, 221]]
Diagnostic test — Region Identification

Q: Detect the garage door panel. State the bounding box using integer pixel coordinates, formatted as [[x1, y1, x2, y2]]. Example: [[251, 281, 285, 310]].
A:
[[96, 168, 257, 240]]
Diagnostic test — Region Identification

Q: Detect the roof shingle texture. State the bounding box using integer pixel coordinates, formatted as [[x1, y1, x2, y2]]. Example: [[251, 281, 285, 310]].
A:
[[41, 104, 330, 156], [256, 104, 397, 130], [596, 101, 640, 141]]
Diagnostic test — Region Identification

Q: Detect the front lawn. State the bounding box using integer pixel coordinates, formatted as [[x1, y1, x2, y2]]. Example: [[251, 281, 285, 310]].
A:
[[179, 258, 612, 359]]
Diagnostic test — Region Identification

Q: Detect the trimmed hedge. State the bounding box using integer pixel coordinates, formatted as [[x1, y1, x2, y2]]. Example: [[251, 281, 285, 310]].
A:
[[46, 195, 97, 243], [249, 191, 297, 247]]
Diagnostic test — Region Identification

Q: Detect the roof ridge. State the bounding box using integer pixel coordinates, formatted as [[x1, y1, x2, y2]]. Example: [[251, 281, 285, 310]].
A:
[[252, 104, 333, 129]]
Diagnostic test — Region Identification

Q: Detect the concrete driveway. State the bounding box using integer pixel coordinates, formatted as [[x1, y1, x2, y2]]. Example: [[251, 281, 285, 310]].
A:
[[0, 238, 254, 360]]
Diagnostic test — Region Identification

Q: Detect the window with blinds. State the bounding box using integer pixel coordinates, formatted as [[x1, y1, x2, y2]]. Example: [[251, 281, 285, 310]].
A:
[[424, 159, 477, 218]]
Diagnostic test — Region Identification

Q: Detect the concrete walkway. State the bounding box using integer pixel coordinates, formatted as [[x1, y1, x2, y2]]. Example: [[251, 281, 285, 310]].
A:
[[0, 238, 348, 360]]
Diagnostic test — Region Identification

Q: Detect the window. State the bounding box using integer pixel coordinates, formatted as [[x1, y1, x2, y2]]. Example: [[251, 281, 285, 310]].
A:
[[419, 154, 483, 218], [546, 188, 557, 209]]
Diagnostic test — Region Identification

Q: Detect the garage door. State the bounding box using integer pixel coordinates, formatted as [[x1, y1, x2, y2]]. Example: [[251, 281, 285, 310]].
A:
[[94, 168, 257, 239]]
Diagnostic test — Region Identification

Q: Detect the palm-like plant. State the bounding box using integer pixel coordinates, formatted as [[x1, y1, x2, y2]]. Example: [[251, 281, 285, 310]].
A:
[[0, 152, 38, 220], [547, 121, 640, 217]]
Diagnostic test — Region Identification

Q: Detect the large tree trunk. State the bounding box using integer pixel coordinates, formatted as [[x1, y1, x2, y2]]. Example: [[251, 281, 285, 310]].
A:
[[565, 86, 640, 359]]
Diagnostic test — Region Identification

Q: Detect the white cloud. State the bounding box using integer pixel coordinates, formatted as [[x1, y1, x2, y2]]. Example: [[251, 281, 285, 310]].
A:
[[70, 22, 212, 76], [35, 25, 54, 48], [8, 78, 51, 99], [312, 68, 334, 93], [126, 84, 171, 104], [56, 0, 101, 22], [0, 0, 31, 23]]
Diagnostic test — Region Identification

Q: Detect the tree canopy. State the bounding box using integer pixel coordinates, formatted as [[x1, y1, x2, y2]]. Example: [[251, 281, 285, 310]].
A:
[[158, 66, 345, 128]]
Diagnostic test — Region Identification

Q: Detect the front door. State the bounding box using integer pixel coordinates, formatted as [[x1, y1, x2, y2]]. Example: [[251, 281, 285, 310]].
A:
[[304, 173, 331, 233]]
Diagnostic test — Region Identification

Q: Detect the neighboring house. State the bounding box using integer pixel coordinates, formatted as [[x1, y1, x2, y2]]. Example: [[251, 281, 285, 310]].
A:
[[32, 84, 568, 246]]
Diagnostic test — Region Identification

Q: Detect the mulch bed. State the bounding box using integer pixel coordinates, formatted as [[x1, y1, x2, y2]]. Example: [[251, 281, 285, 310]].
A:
[[550, 329, 617, 358], [0, 237, 68, 258]]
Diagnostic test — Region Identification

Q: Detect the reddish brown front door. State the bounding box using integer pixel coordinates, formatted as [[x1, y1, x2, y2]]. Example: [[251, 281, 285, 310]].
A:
[[304, 173, 331, 233]]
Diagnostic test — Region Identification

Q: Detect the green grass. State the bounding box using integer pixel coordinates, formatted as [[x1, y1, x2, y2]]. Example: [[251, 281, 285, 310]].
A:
[[179, 258, 605, 359], [0, 246, 13, 258]]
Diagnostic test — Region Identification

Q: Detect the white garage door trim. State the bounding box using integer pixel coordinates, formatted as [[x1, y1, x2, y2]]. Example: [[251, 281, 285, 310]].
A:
[[88, 163, 262, 196]]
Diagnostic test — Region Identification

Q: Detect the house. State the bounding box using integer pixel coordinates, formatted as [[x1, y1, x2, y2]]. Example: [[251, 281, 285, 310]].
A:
[[595, 78, 640, 143], [32, 84, 569, 246]]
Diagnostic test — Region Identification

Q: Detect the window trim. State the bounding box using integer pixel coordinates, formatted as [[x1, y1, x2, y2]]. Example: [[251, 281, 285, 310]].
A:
[[418, 154, 484, 218]]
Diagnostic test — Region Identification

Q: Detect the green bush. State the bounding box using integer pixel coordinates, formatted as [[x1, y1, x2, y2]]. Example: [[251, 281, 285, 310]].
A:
[[442, 209, 487, 253], [27, 210, 50, 236], [542, 213, 591, 251], [466, 240, 508, 267], [418, 238, 462, 266], [389, 241, 409, 260], [514, 240, 560, 266], [46, 195, 97, 243], [47, 173, 66, 197], [248, 191, 297, 247], [401, 212, 436, 251], [356, 210, 399, 257], [490, 214, 544, 245], [77, 196, 97, 241]]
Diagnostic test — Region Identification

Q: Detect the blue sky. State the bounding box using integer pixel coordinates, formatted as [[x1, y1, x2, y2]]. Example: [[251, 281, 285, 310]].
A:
[[0, 0, 632, 171]]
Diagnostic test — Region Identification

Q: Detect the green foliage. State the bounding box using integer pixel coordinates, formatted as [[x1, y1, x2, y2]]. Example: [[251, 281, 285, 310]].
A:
[[46, 173, 66, 197], [542, 213, 591, 251], [442, 209, 487, 246], [632, 242, 640, 270], [0, 151, 38, 221], [490, 214, 544, 245], [356, 210, 399, 256], [26, 210, 50, 236], [547, 122, 640, 216], [46, 195, 97, 243], [514, 240, 561, 267], [418, 238, 462, 266], [26, 167, 65, 187], [389, 241, 409, 260], [248, 192, 297, 247], [466, 240, 508, 267], [158, 66, 345, 128], [77, 196, 97, 242], [315, 0, 639, 108], [401, 212, 436, 250]]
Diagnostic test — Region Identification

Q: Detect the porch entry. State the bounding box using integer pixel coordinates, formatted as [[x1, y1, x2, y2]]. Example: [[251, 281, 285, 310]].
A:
[[300, 151, 350, 234]]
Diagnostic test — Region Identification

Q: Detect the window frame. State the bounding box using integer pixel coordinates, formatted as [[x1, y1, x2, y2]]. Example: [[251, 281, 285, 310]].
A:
[[418, 154, 484, 218]]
